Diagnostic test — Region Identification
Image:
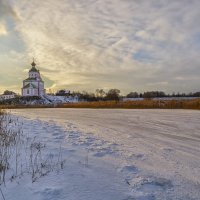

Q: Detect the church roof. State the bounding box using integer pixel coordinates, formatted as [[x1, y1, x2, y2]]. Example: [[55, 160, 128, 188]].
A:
[[23, 83, 37, 89], [29, 67, 39, 72], [24, 77, 37, 81]]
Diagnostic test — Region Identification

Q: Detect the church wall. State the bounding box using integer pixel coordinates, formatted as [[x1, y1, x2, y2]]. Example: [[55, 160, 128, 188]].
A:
[[29, 72, 40, 78], [39, 82, 45, 95], [22, 88, 38, 96]]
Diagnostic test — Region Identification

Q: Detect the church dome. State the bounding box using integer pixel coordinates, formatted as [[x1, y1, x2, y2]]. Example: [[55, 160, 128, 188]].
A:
[[29, 60, 39, 72]]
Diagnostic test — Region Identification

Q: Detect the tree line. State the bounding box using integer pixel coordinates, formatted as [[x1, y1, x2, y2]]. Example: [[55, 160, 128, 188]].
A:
[[2, 89, 200, 102], [126, 91, 200, 98], [66, 89, 200, 101], [71, 89, 121, 101]]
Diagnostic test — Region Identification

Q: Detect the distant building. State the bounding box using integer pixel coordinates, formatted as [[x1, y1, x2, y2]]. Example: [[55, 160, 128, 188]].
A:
[[0, 94, 16, 101], [0, 91, 16, 101], [22, 60, 45, 96], [56, 89, 70, 96]]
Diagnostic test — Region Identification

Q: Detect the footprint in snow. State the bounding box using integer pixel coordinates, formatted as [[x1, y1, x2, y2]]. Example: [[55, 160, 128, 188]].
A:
[[129, 154, 145, 160], [119, 165, 139, 184], [68, 131, 80, 139], [93, 151, 108, 157], [55, 135, 65, 140], [40, 187, 63, 200], [92, 145, 117, 157], [125, 177, 173, 200], [162, 147, 174, 153], [121, 165, 139, 174], [52, 131, 61, 136], [124, 194, 155, 200], [135, 177, 173, 194]]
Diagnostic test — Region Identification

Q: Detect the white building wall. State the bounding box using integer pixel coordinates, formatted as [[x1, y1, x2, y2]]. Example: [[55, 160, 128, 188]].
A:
[[29, 72, 40, 79], [22, 88, 39, 96], [0, 94, 15, 100], [33, 89, 38, 96], [39, 82, 45, 95]]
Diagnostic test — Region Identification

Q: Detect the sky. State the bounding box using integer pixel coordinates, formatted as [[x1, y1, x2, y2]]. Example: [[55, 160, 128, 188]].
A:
[[0, 0, 200, 94]]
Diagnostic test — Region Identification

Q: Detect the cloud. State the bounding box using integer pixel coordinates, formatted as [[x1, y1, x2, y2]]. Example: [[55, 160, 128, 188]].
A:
[[0, 22, 7, 36], [0, 0, 18, 19], [0, 0, 20, 36], [1, 0, 200, 93]]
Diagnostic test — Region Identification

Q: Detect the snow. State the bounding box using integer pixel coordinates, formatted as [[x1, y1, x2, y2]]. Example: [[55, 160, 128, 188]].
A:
[[43, 95, 79, 104], [3, 109, 200, 200]]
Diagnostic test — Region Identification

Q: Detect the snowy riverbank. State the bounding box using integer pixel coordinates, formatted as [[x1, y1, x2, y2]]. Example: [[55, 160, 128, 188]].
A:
[[3, 109, 200, 200]]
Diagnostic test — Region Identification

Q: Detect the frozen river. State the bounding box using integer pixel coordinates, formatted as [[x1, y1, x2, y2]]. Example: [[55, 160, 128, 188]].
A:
[[10, 108, 200, 200]]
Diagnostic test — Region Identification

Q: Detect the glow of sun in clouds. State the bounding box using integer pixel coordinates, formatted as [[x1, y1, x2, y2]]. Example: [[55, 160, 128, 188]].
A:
[[0, 0, 200, 94]]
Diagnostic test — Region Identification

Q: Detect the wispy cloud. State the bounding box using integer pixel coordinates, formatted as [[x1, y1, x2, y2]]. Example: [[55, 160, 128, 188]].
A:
[[1, 0, 200, 93], [0, 0, 16, 18], [0, 22, 7, 36]]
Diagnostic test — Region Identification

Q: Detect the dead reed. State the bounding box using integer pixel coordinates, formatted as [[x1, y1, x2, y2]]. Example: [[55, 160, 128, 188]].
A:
[[0, 99, 200, 110], [0, 109, 64, 186]]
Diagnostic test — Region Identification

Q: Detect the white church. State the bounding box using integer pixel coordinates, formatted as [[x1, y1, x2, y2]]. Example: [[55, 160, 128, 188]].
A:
[[22, 60, 45, 96]]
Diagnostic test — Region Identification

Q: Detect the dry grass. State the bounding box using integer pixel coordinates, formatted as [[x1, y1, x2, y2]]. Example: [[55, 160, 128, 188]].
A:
[[61, 99, 200, 109], [0, 109, 4, 115], [1, 99, 200, 110], [0, 108, 65, 185]]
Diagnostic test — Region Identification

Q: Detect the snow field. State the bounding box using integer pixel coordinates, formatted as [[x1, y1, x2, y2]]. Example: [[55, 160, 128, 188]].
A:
[[6, 109, 200, 200]]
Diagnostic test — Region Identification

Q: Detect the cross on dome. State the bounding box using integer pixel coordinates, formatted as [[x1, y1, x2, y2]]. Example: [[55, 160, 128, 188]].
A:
[[31, 58, 36, 67]]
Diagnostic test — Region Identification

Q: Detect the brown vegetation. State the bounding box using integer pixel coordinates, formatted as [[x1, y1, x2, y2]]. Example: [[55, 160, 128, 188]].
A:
[[1, 99, 200, 110], [62, 99, 200, 109]]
